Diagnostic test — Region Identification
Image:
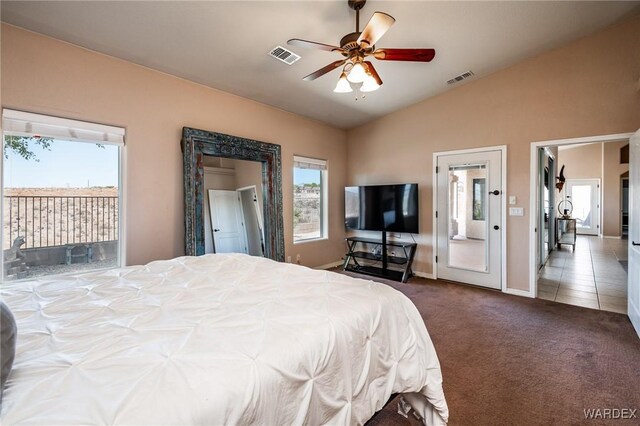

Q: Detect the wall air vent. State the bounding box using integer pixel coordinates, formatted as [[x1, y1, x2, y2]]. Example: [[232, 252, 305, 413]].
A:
[[447, 70, 475, 85], [269, 46, 301, 65]]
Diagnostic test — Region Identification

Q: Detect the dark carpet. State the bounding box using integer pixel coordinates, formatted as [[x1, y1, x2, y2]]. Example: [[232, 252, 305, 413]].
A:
[[349, 271, 640, 426]]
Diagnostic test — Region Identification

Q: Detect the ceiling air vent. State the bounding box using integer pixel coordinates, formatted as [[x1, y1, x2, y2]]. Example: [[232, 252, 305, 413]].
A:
[[447, 70, 474, 85], [269, 46, 301, 65]]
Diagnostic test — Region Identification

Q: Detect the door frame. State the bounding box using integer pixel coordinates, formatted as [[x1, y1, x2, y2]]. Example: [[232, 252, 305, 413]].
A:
[[538, 147, 557, 269], [237, 185, 265, 256], [432, 145, 508, 292], [529, 133, 633, 299], [562, 178, 601, 236]]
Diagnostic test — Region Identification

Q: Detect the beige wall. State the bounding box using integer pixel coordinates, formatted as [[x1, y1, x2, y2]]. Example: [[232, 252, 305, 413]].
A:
[[347, 15, 640, 291], [0, 24, 348, 268], [556, 141, 630, 237], [557, 144, 602, 180]]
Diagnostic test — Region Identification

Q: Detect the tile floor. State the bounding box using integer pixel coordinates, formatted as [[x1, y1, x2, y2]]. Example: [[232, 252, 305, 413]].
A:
[[537, 235, 628, 314]]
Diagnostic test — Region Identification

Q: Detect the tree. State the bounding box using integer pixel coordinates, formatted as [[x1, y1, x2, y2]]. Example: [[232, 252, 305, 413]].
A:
[[4, 136, 53, 161]]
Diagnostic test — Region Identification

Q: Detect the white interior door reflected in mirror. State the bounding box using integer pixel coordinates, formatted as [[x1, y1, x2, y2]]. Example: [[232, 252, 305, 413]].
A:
[[208, 190, 248, 254]]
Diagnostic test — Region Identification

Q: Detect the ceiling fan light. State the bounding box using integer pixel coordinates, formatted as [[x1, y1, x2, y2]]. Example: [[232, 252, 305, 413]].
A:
[[334, 72, 353, 93], [347, 62, 367, 83], [360, 74, 381, 92]]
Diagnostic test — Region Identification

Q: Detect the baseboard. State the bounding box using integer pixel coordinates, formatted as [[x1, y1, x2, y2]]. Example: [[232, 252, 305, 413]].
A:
[[602, 235, 622, 239], [315, 260, 343, 270], [414, 271, 436, 280], [504, 287, 535, 298]]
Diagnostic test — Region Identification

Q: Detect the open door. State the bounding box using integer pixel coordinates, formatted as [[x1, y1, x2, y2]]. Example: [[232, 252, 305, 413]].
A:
[[628, 130, 640, 337]]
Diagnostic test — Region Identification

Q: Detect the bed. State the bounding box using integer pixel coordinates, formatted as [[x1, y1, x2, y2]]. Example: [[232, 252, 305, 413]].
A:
[[0, 253, 448, 425]]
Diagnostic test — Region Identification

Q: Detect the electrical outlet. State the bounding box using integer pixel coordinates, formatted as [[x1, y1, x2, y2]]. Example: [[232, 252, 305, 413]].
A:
[[287, 256, 291, 263]]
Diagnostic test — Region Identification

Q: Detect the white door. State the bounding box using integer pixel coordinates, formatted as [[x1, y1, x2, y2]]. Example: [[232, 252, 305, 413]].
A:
[[565, 180, 600, 235], [208, 190, 248, 254], [628, 129, 640, 337], [436, 150, 502, 289]]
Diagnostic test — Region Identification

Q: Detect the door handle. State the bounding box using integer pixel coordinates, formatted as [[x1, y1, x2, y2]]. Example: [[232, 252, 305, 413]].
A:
[[214, 229, 220, 232], [490, 190, 501, 195], [493, 225, 500, 230], [633, 241, 640, 246]]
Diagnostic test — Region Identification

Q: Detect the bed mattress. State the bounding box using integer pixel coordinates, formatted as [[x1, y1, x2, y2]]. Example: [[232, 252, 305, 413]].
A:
[[1, 253, 448, 425]]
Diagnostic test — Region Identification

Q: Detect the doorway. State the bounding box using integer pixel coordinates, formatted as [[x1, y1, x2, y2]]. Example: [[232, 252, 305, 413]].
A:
[[208, 189, 248, 254], [538, 148, 556, 269], [237, 186, 265, 256], [621, 177, 629, 238], [529, 132, 637, 337], [434, 147, 505, 290], [564, 179, 600, 235]]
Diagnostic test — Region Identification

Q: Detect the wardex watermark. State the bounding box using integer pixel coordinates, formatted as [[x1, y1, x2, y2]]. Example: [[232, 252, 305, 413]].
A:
[[584, 408, 637, 420]]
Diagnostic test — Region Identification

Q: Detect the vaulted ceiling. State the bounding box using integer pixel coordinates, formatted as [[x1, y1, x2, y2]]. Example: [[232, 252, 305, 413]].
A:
[[2, 1, 638, 129]]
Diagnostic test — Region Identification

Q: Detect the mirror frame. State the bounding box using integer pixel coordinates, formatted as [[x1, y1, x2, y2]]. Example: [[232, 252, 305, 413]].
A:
[[182, 127, 284, 261]]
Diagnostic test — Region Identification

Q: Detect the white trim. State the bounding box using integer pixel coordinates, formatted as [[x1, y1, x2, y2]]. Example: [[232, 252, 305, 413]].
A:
[[529, 132, 633, 300], [2, 108, 125, 145], [432, 151, 438, 280], [501, 146, 508, 293], [314, 260, 343, 270], [432, 145, 508, 293], [119, 143, 127, 267], [603, 235, 622, 239], [204, 166, 235, 176]]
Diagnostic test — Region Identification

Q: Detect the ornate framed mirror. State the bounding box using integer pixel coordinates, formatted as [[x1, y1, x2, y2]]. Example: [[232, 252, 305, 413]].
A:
[[181, 127, 284, 261]]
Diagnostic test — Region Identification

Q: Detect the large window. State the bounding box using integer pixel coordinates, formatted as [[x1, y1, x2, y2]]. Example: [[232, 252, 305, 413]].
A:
[[293, 156, 327, 242], [2, 109, 124, 280]]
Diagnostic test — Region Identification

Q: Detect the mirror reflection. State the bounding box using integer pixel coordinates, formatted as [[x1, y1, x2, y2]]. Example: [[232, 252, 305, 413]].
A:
[[202, 156, 265, 257]]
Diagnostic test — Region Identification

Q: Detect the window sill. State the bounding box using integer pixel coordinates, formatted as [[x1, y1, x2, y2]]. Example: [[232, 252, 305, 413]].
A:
[[293, 237, 328, 245]]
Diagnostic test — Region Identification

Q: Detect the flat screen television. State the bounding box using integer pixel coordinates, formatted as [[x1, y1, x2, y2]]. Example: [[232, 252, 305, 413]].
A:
[[345, 184, 419, 233]]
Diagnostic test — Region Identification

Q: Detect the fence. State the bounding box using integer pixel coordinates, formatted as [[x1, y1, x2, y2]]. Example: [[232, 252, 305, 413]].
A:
[[3, 196, 119, 249]]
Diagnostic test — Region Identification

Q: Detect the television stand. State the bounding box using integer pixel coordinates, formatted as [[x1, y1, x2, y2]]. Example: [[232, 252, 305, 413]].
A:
[[343, 232, 417, 283]]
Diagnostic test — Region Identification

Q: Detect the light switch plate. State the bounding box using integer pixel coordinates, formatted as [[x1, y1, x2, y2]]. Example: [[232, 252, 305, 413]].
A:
[[509, 196, 517, 205], [509, 207, 524, 216]]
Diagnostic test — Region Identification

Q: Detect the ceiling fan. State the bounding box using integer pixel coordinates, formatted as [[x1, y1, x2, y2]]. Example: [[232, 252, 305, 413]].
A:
[[287, 0, 435, 94]]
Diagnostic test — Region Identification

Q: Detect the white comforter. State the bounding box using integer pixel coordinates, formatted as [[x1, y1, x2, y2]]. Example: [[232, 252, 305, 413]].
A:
[[1, 254, 448, 425]]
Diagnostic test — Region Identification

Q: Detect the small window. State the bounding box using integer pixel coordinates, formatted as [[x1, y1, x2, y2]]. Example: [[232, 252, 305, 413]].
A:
[[473, 178, 486, 221], [293, 156, 327, 242], [2, 109, 124, 280]]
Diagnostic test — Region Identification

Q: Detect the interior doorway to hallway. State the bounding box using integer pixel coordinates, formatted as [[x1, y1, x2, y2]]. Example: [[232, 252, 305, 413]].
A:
[[530, 134, 633, 317]]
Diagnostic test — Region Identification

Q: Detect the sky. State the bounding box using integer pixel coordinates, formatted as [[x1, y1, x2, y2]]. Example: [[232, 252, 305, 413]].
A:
[[3, 138, 119, 188], [294, 168, 321, 185]]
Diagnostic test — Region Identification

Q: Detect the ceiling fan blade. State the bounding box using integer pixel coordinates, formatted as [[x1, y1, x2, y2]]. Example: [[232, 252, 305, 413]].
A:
[[364, 61, 383, 85], [302, 59, 347, 81], [287, 38, 343, 53], [357, 12, 396, 47], [373, 48, 436, 62]]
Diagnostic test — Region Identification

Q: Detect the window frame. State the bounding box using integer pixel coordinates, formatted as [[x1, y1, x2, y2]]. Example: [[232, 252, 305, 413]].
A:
[[1, 109, 126, 280], [293, 155, 328, 244]]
